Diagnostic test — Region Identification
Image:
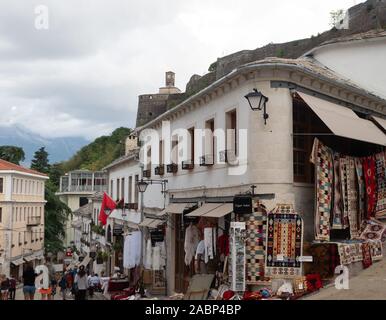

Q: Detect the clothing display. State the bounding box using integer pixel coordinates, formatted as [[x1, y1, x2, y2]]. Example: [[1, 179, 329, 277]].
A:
[[152, 246, 161, 271], [184, 224, 201, 266], [310, 138, 333, 241], [145, 238, 152, 270], [265, 206, 303, 278], [375, 151, 386, 218], [123, 231, 142, 269], [239, 206, 267, 284], [217, 234, 230, 257], [204, 227, 216, 263]]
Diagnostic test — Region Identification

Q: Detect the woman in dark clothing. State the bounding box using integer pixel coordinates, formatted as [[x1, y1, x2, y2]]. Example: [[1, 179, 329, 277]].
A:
[[0, 274, 10, 300], [22, 263, 37, 300]]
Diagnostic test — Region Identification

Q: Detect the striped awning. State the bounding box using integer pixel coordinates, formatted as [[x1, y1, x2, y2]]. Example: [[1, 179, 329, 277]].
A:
[[159, 203, 193, 216], [11, 258, 24, 266], [139, 218, 164, 229], [202, 203, 233, 218], [185, 203, 223, 217]]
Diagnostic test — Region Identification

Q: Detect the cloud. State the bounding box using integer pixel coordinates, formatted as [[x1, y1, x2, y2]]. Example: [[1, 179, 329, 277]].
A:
[[0, 0, 362, 139]]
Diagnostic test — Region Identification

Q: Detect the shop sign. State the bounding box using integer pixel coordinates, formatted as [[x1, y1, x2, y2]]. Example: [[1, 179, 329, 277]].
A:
[[113, 225, 123, 236], [150, 230, 164, 244], [233, 196, 252, 214]]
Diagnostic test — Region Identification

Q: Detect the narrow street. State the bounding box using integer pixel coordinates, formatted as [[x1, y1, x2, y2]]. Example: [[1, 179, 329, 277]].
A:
[[303, 258, 386, 300], [14, 287, 107, 301]]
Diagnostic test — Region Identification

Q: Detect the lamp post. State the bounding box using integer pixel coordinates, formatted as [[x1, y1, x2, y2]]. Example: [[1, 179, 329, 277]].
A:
[[244, 89, 269, 125]]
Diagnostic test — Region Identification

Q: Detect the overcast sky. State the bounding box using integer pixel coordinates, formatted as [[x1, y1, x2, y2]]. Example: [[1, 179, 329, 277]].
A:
[[0, 0, 362, 140]]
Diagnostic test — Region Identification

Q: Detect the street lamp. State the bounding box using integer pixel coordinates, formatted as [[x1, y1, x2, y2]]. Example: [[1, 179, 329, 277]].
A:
[[137, 179, 149, 193], [244, 89, 269, 125]]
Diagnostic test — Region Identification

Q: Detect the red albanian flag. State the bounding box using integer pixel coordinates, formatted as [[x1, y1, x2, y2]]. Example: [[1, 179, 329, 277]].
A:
[[99, 192, 117, 225]]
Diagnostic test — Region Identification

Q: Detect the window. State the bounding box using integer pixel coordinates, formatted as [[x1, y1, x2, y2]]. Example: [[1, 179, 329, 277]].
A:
[[188, 127, 195, 162], [0, 207, 2, 223], [159, 140, 163, 166], [134, 174, 139, 205], [24, 207, 26, 221], [226, 109, 237, 155], [205, 119, 215, 158], [110, 180, 114, 197], [121, 178, 125, 202], [128, 176, 133, 203], [0, 177, 4, 193], [116, 179, 120, 201], [171, 135, 178, 164]]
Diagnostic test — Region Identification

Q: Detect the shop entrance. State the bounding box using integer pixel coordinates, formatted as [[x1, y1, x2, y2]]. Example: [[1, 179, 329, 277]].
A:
[[174, 214, 188, 293]]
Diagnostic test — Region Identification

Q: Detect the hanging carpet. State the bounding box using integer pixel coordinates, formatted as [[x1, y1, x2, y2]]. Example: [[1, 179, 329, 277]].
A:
[[375, 151, 386, 219]]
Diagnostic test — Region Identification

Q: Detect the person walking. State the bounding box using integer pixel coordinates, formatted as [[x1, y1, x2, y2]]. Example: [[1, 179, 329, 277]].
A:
[[22, 263, 37, 300], [74, 266, 88, 300], [8, 276, 16, 300], [59, 272, 68, 300], [0, 274, 10, 300]]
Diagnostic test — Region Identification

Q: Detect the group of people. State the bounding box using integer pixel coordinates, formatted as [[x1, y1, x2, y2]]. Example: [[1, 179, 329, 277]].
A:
[[0, 262, 103, 300]]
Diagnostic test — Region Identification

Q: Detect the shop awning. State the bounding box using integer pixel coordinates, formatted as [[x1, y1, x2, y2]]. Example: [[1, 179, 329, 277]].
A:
[[185, 203, 223, 217], [160, 203, 192, 215], [371, 116, 386, 132], [11, 258, 24, 266], [23, 255, 35, 262], [298, 92, 386, 146], [139, 218, 163, 229], [202, 203, 233, 218]]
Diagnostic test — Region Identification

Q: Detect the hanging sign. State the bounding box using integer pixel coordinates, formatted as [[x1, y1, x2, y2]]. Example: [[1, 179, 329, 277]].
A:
[[233, 195, 253, 214], [150, 230, 164, 244], [113, 225, 123, 236]]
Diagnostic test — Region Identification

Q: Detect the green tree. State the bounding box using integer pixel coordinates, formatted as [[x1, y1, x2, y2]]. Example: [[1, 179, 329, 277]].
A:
[[48, 163, 65, 191], [44, 183, 70, 254], [31, 147, 50, 174], [0, 146, 25, 164]]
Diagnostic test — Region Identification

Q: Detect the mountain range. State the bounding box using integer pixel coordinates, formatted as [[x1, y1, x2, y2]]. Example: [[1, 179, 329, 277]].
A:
[[0, 125, 89, 165]]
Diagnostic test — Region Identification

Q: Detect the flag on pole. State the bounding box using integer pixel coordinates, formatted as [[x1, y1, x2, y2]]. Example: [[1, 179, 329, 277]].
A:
[[99, 192, 117, 225]]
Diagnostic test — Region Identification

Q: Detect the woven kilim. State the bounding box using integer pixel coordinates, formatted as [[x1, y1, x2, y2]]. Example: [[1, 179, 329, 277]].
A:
[[239, 206, 267, 284], [339, 157, 350, 229], [375, 151, 386, 219], [310, 138, 333, 241], [265, 212, 303, 278], [369, 240, 383, 261], [360, 220, 386, 242], [272, 204, 295, 214], [337, 242, 363, 265], [347, 158, 360, 239], [363, 156, 377, 219], [362, 242, 372, 269], [293, 277, 308, 295], [355, 158, 366, 226], [332, 153, 344, 229], [308, 243, 340, 279]]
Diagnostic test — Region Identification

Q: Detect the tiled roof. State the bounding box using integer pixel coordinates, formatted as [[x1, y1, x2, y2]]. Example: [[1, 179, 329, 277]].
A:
[[0, 159, 48, 177], [73, 202, 92, 216], [320, 30, 386, 46]]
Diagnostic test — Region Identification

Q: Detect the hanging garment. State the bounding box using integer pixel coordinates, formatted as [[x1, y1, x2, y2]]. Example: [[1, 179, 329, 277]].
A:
[[347, 157, 360, 239], [159, 241, 166, 268], [217, 234, 230, 257], [375, 151, 386, 219], [152, 246, 161, 271], [184, 224, 201, 266], [125, 230, 142, 269], [355, 158, 366, 226], [204, 228, 215, 263], [123, 235, 131, 269], [363, 156, 377, 219], [332, 153, 344, 229], [145, 239, 152, 270], [310, 138, 333, 241]]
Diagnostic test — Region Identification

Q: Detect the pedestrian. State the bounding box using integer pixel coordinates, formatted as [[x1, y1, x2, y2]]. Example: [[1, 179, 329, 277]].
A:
[[74, 266, 88, 300], [50, 274, 58, 299], [8, 276, 16, 300], [22, 263, 37, 300], [0, 274, 10, 300], [59, 272, 67, 300]]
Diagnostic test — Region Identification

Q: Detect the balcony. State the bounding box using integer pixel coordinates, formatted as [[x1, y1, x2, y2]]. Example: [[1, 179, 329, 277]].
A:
[[219, 150, 238, 166], [155, 165, 165, 176], [167, 163, 178, 174], [182, 160, 194, 170], [27, 216, 41, 227], [200, 154, 214, 167], [127, 203, 139, 210], [143, 170, 151, 178]]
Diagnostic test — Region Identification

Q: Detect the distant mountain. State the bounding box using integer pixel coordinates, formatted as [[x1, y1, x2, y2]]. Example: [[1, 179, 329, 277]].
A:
[[0, 125, 89, 165]]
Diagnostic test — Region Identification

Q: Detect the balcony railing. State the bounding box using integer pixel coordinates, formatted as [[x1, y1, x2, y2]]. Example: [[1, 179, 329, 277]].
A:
[[155, 165, 165, 176], [219, 150, 238, 165], [200, 154, 214, 166], [167, 163, 178, 173], [143, 170, 151, 178], [27, 216, 41, 226], [182, 160, 194, 170]]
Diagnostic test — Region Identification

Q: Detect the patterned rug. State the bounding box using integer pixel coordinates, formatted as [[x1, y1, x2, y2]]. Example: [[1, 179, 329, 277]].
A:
[[239, 206, 267, 284], [337, 242, 363, 265], [347, 158, 360, 239], [339, 157, 350, 230], [271, 204, 295, 214], [332, 153, 344, 229], [355, 158, 366, 226], [363, 156, 377, 219], [308, 243, 340, 279], [360, 220, 386, 242], [265, 212, 303, 278], [375, 151, 386, 219], [369, 240, 383, 261], [362, 242, 372, 269], [310, 138, 333, 241]]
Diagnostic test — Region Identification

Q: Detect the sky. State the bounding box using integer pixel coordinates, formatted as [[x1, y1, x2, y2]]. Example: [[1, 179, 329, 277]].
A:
[[0, 0, 362, 140]]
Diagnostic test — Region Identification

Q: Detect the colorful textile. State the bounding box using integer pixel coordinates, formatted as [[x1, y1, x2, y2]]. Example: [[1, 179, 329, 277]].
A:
[[265, 211, 303, 278], [337, 243, 363, 265], [239, 207, 267, 284], [347, 158, 360, 239], [217, 234, 230, 257], [355, 158, 366, 226], [369, 240, 383, 261], [363, 156, 377, 219], [375, 151, 386, 218], [308, 243, 340, 279], [310, 138, 333, 241], [271, 204, 295, 214], [362, 242, 372, 269], [293, 277, 308, 295], [184, 224, 201, 266], [360, 220, 386, 242], [339, 157, 350, 229], [332, 153, 344, 229], [305, 274, 323, 292]]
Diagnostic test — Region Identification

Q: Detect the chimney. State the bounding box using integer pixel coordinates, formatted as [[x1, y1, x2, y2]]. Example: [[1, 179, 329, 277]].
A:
[[165, 71, 175, 87], [125, 134, 138, 155]]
